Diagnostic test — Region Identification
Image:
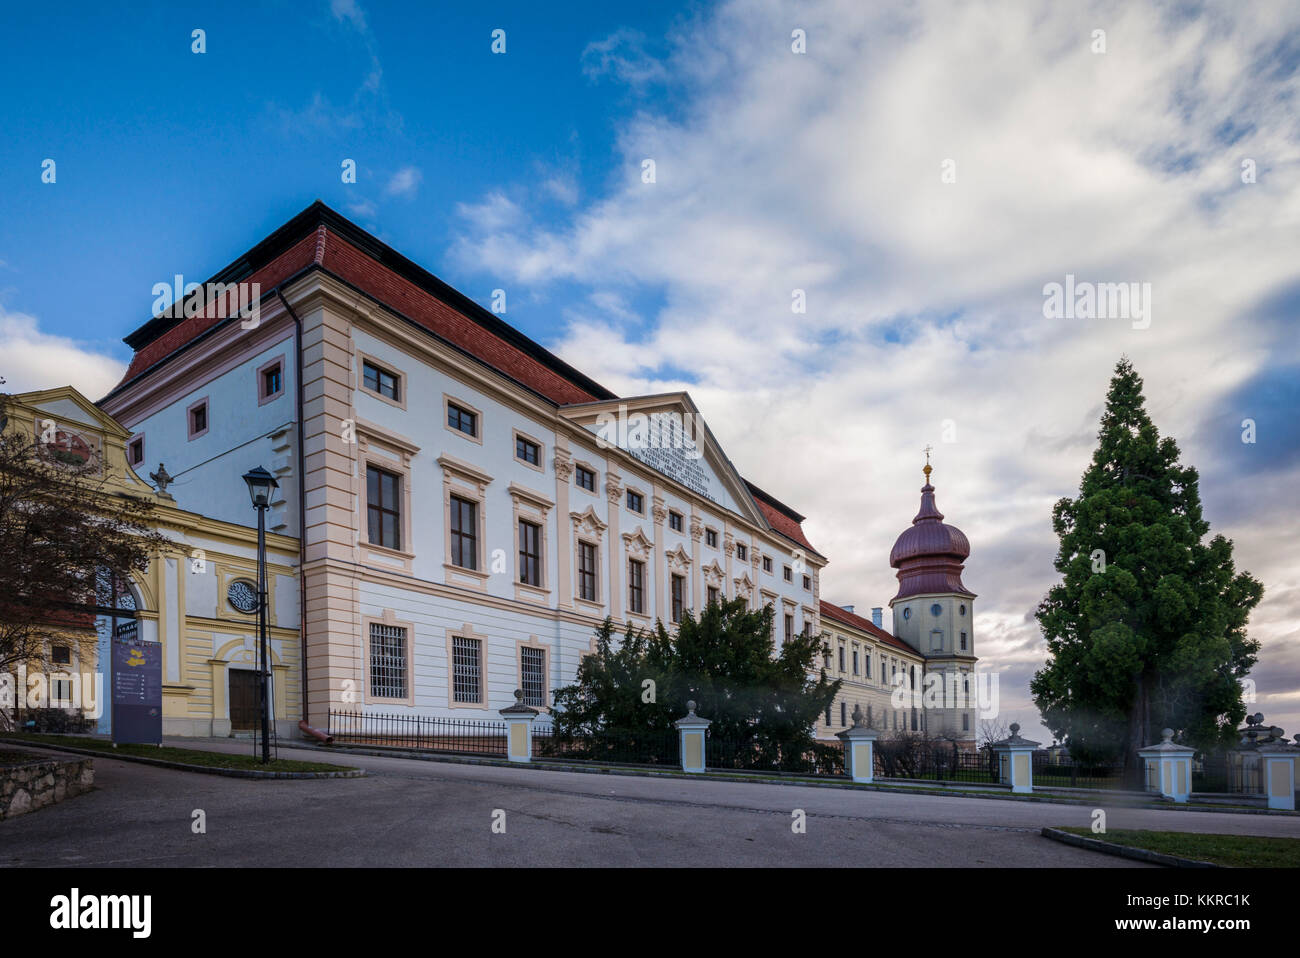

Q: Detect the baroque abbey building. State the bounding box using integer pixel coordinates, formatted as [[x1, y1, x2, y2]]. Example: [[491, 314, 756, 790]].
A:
[[83, 202, 977, 743]]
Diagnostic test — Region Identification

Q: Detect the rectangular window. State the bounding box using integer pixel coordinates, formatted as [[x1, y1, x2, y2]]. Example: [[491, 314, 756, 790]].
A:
[[363, 360, 400, 401], [671, 574, 685, 623], [669, 511, 683, 532], [518, 519, 541, 586], [188, 400, 208, 439], [960, 631, 968, 651], [736, 543, 747, 561], [128, 437, 144, 466], [576, 466, 595, 492], [705, 529, 718, 548], [783, 565, 792, 582], [450, 494, 478, 569], [452, 635, 482, 704], [865, 653, 872, 678], [707, 586, 719, 606], [840, 702, 847, 726], [521, 646, 546, 708], [52, 646, 71, 665], [366, 466, 402, 550], [261, 363, 283, 400], [578, 541, 598, 602], [369, 623, 408, 699], [784, 614, 794, 644], [963, 713, 970, 731], [447, 402, 478, 437], [628, 559, 645, 614], [802, 574, 812, 591], [762, 556, 772, 573], [516, 436, 539, 465], [825, 705, 832, 726], [852, 649, 859, 675], [626, 490, 644, 513], [838, 647, 846, 672], [931, 630, 943, 652]]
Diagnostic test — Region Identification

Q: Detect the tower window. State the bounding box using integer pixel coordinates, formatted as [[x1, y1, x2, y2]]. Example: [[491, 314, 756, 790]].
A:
[[960, 631, 968, 651], [931, 603, 942, 616]]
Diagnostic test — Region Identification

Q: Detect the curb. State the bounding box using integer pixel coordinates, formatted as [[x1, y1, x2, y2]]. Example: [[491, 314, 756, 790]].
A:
[[1041, 827, 1219, 868], [0, 739, 365, 780]]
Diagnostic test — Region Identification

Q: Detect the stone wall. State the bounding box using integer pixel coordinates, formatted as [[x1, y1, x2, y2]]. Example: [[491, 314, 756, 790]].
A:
[[0, 754, 95, 819]]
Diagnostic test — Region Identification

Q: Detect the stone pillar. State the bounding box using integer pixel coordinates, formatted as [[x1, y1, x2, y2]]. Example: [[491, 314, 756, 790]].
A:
[[991, 722, 1040, 793], [837, 704, 879, 783], [1137, 728, 1195, 803], [499, 689, 539, 763], [1258, 742, 1298, 811], [675, 700, 711, 773]]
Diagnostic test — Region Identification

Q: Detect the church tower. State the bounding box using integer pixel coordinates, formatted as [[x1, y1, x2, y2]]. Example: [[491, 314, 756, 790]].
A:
[[888, 456, 978, 743]]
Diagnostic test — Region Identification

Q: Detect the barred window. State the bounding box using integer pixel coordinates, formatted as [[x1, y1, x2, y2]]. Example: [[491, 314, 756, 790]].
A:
[[521, 646, 546, 707], [452, 635, 482, 703], [628, 559, 645, 614], [578, 541, 598, 601], [369, 623, 407, 699], [450, 495, 478, 570], [518, 519, 541, 586]]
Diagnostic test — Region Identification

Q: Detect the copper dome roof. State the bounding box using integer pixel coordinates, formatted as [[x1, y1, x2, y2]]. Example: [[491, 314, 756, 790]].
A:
[[889, 466, 974, 602]]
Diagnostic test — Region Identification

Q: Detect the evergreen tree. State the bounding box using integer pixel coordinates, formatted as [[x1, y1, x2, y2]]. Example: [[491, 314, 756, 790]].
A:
[[1030, 358, 1263, 770], [550, 597, 841, 769]]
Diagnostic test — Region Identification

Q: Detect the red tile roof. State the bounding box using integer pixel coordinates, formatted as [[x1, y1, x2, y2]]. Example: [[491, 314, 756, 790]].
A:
[[819, 600, 915, 654]]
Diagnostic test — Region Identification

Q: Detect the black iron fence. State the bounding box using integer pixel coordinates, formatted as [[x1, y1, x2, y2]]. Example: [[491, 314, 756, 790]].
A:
[[706, 736, 845, 777], [532, 724, 678, 766], [1194, 752, 1264, 794], [1031, 755, 1133, 791], [874, 744, 998, 785], [328, 709, 508, 756]]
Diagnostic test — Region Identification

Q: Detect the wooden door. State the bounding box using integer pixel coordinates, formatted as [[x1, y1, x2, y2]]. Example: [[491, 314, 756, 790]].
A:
[[229, 670, 262, 730]]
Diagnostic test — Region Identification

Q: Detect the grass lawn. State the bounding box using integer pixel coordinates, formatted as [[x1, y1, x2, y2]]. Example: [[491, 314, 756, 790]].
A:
[[2, 733, 356, 774], [1059, 826, 1300, 867]]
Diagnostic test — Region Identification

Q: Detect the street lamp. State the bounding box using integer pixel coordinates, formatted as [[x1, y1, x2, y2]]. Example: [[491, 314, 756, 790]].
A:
[[243, 465, 279, 763]]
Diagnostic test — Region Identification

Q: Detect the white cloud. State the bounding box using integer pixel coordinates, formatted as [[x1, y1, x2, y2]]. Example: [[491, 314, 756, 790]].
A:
[[581, 28, 670, 88], [385, 166, 422, 198], [451, 0, 1300, 742], [0, 309, 125, 400]]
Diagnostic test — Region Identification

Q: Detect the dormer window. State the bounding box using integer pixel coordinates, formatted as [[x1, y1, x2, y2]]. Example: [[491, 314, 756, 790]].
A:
[[128, 436, 144, 466]]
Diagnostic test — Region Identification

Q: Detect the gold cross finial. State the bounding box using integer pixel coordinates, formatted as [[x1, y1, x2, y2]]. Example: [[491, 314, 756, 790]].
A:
[[923, 445, 933, 481]]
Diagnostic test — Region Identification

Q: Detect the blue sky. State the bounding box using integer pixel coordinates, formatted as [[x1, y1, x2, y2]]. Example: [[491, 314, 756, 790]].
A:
[[2, 0, 1298, 744]]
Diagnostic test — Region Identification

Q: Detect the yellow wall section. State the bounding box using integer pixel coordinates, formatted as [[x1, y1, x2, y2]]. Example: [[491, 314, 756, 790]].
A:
[[685, 732, 703, 768]]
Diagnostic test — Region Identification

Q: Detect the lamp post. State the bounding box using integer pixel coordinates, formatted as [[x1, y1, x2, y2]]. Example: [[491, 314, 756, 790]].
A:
[[243, 466, 279, 764]]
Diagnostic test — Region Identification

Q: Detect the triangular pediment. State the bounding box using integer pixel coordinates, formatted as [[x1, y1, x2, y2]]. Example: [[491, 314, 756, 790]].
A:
[[560, 392, 767, 528]]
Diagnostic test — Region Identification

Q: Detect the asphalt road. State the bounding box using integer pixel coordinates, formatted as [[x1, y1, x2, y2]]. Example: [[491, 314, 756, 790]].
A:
[[2, 739, 1295, 867]]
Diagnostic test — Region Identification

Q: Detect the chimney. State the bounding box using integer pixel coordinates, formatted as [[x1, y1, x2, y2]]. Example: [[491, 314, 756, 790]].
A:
[[871, 607, 883, 628], [842, 605, 854, 615]]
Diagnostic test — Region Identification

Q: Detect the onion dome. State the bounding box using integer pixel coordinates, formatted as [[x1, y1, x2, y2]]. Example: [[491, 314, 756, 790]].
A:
[[889, 460, 974, 602]]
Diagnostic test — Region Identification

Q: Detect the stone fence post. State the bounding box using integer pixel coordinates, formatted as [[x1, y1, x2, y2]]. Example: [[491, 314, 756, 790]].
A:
[[499, 689, 539, 763], [837, 704, 879, 783], [991, 723, 1040, 793], [1137, 728, 1194, 802], [675, 701, 711, 773], [1258, 742, 1298, 811]]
